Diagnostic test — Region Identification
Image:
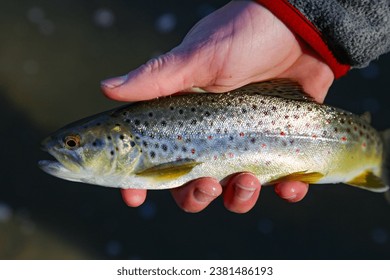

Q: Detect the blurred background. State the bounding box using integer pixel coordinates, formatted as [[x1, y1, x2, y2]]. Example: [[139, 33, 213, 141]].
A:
[[1, 0, 389, 259]]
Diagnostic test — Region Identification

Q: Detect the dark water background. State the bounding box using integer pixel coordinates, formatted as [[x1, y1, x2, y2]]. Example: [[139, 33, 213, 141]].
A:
[[1, 0, 389, 259]]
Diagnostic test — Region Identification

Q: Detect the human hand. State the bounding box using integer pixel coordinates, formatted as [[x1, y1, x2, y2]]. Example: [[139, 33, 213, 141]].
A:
[[101, 1, 334, 213]]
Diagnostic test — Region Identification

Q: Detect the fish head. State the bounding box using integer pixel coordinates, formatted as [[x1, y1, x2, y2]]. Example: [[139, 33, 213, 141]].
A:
[[39, 115, 141, 185]]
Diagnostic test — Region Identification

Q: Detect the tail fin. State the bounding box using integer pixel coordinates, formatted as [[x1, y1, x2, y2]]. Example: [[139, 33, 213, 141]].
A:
[[380, 129, 390, 200]]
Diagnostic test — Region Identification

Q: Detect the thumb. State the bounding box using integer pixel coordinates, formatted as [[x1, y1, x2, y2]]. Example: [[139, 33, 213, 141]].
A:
[[101, 49, 202, 102]]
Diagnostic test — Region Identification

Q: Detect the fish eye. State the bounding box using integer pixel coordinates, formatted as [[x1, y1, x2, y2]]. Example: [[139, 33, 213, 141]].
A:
[[64, 135, 81, 149]]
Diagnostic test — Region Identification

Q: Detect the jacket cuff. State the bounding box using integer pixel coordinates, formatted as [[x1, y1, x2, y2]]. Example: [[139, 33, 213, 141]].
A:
[[255, 0, 350, 78]]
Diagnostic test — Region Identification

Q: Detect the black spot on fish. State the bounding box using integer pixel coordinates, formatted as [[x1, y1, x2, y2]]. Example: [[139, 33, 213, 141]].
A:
[[92, 141, 97, 147], [162, 144, 168, 152], [182, 146, 187, 152], [125, 119, 130, 123], [130, 141, 136, 147], [191, 108, 196, 112], [148, 112, 153, 117], [242, 108, 247, 114], [110, 150, 114, 156], [115, 123, 121, 127], [191, 119, 197, 125], [179, 109, 184, 115], [119, 135, 125, 140], [271, 106, 277, 111], [144, 121, 149, 127], [229, 136, 234, 141], [107, 136, 112, 140], [96, 122, 101, 126], [150, 151, 156, 158], [252, 104, 258, 110], [170, 106, 174, 111], [154, 143, 159, 149], [250, 138, 256, 144], [143, 141, 148, 147], [161, 120, 167, 127], [134, 119, 141, 126], [178, 121, 184, 127]]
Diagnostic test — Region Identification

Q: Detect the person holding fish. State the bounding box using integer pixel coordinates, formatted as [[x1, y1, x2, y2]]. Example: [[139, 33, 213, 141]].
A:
[[86, 1, 390, 212]]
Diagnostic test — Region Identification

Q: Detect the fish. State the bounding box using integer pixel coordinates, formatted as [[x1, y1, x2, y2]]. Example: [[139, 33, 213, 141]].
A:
[[39, 79, 390, 193]]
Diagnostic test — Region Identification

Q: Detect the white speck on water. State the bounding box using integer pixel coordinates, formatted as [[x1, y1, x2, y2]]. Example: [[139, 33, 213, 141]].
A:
[[0, 202, 13, 223], [155, 13, 176, 33], [39, 19, 55, 35], [106, 240, 122, 257], [94, 8, 115, 28], [138, 201, 157, 220], [27, 7, 45, 23], [27, 7, 55, 35], [23, 59, 39, 75], [257, 218, 274, 235], [360, 63, 380, 79], [371, 227, 388, 244]]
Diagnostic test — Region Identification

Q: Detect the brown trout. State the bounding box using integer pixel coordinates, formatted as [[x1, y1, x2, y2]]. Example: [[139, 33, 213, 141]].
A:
[[39, 79, 390, 192]]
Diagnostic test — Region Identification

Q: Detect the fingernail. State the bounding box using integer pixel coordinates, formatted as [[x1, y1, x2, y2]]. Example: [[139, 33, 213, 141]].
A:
[[193, 186, 219, 203], [101, 74, 128, 89], [234, 183, 256, 201]]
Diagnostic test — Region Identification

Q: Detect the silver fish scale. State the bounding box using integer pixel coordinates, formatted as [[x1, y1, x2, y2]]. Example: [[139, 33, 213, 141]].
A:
[[112, 89, 380, 173]]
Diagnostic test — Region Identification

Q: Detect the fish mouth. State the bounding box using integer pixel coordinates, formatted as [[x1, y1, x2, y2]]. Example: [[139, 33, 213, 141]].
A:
[[38, 158, 85, 183], [39, 144, 84, 183]]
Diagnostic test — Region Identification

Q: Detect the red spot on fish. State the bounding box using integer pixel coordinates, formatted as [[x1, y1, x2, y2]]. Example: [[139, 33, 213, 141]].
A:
[[341, 136, 347, 141], [229, 153, 234, 158], [362, 142, 367, 148], [208, 135, 213, 140], [280, 131, 286, 136], [271, 120, 276, 125], [177, 135, 182, 140], [261, 143, 267, 148], [214, 155, 218, 160], [239, 132, 245, 137], [296, 149, 300, 153], [191, 148, 196, 154], [312, 134, 317, 139]]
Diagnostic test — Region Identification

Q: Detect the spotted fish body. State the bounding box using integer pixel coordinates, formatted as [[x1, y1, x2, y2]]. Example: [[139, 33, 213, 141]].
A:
[[39, 79, 390, 192]]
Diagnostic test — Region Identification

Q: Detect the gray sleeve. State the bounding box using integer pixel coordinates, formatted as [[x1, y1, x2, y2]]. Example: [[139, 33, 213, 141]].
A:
[[287, 0, 390, 68]]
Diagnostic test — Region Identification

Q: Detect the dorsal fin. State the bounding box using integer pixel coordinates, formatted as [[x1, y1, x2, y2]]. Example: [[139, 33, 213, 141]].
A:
[[360, 112, 372, 124], [233, 79, 317, 103]]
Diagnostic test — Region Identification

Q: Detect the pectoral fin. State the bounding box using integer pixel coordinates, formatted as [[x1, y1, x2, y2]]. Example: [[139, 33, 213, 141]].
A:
[[268, 171, 324, 185], [346, 170, 389, 192], [136, 159, 201, 181]]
